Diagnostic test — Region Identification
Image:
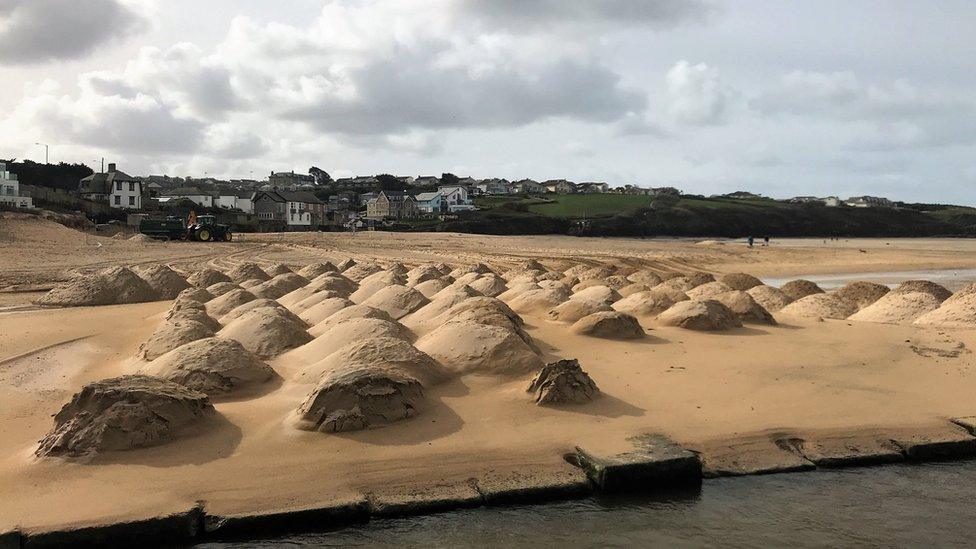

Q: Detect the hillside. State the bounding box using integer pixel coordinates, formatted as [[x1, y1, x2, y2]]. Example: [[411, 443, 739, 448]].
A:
[[448, 195, 976, 237]]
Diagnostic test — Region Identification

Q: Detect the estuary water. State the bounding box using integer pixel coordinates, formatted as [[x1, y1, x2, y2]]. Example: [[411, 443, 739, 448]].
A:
[[202, 461, 976, 548]]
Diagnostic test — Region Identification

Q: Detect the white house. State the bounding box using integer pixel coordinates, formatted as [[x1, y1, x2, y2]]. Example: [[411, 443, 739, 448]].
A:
[[0, 162, 32, 209], [215, 190, 254, 213], [78, 163, 142, 209], [160, 187, 214, 208], [846, 196, 893, 208], [415, 192, 443, 214], [438, 185, 475, 212]]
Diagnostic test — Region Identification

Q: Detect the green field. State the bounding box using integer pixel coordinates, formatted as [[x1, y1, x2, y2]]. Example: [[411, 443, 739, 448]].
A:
[[525, 194, 653, 218]]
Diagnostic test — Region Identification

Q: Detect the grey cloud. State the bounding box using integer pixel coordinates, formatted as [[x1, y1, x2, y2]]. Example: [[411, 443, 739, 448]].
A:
[[457, 0, 712, 29], [0, 0, 148, 64], [283, 53, 645, 135]]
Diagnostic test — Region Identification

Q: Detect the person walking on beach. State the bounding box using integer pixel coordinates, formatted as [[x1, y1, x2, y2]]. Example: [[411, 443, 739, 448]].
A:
[[747, 236, 754, 248], [763, 236, 770, 247]]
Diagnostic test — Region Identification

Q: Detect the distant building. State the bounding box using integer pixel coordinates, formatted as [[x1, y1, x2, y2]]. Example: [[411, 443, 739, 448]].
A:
[[159, 187, 214, 208], [649, 187, 681, 196], [215, 190, 255, 213], [544, 179, 576, 194], [366, 190, 418, 220], [476, 178, 510, 195], [414, 191, 443, 214], [513, 179, 546, 194], [333, 176, 380, 192], [846, 195, 893, 208], [414, 176, 440, 188], [721, 191, 766, 200], [576, 182, 610, 194], [0, 162, 32, 209], [823, 196, 842, 207], [269, 171, 314, 189], [78, 163, 143, 209], [438, 185, 475, 212], [252, 188, 326, 228]]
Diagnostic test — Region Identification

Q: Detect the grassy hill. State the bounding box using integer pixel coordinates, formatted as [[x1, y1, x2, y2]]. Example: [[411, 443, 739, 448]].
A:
[[443, 194, 976, 237]]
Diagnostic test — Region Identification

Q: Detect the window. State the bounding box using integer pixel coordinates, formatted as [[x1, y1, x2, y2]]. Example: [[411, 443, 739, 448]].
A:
[[129, 182, 135, 192], [129, 196, 135, 206], [114, 195, 121, 205], [116, 181, 122, 191]]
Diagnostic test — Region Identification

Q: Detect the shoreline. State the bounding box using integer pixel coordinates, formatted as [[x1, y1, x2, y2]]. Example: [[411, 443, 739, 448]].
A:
[[5, 419, 975, 546]]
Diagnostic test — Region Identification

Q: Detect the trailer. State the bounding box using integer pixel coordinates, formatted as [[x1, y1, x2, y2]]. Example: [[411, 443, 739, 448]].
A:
[[139, 214, 233, 242]]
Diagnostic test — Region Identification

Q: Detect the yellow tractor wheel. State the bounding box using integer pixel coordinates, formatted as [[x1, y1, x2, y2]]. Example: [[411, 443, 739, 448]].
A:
[[197, 229, 212, 242]]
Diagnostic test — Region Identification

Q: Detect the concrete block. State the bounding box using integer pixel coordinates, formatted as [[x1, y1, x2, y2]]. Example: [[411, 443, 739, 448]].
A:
[[475, 466, 593, 505], [692, 437, 814, 477], [890, 423, 976, 462], [23, 506, 202, 548], [365, 480, 483, 517], [203, 497, 367, 540], [788, 434, 904, 468], [576, 434, 701, 491]]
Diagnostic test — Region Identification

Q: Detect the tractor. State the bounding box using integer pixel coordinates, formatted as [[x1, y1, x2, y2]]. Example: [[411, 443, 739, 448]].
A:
[[187, 214, 233, 242]]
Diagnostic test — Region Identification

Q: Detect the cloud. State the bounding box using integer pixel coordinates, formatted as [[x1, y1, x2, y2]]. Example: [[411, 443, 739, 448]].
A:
[[666, 60, 730, 125], [0, 0, 152, 64], [457, 0, 712, 29]]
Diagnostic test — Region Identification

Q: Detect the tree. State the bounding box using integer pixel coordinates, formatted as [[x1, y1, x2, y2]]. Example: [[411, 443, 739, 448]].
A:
[[441, 172, 460, 186], [309, 166, 333, 186], [377, 174, 407, 191], [4, 159, 94, 191]]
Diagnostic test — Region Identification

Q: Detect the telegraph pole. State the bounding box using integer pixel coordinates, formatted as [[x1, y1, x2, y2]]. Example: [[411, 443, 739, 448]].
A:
[[35, 143, 49, 164]]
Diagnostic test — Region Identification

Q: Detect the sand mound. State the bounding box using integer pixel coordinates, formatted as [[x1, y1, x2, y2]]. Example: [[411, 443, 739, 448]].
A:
[[277, 285, 325, 308], [562, 264, 589, 277], [657, 300, 742, 331], [307, 273, 357, 297], [220, 298, 304, 326], [264, 263, 293, 277], [416, 321, 543, 376], [361, 284, 430, 319], [165, 304, 220, 332], [540, 280, 571, 294], [35, 375, 213, 458], [603, 275, 630, 290], [780, 279, 824, 301], [187, 268, 231, 288], [444, 297, 524, 329], [713, 291, 776, 325], [286, 290, 343, 314], [833, 281, 890, 310], [218, 307, 312, 358], [560, 275, 581, 288], [653, 277, 696, 293], [139, 319, 214, 361], [449, 263, 492, 278], [571, 278, 612, 292], [718, 273, 763, 291], [128, 233, 156, 243], [547, 299, 613, 323], [226, 262, 271, 283], [626, 271, 664, 286], [914, 288, 976, 328], [618, 283, 652, 297], [496, 281, 541, 301], [297, 317, 412, 361], [780, 294, 856, 320], [135, 265, 190, 299], [613, 290, 686, 317], [37, 266, 159, 307], [570, 311, 645, 339], [385, 262, 409, 276], [848, 291, 943, 325], [206, 288, 257, 317], [468, 274, 507, 297], [342, 262, 384, 282], [577, 265, 616, 280], [205, 282, 241, 298], [527, 359, 599, 406], [238, 278, 265, 289], [686, 281, 734, 300], [296, 337, 446, 386], [746, 285, 794, 312], [413, 278, 453, 299], [337, 258, 357, 271], [295, 365, 424, 433], [507, 287, 569, 314], [250, 273, 309, 300], [309, 304, 397, 336], [536, 271, 564, 282], [571, 285, 621, 304], [298, 262, 338, 278], [406, 265, 443, 287], [350, 271, 408, 303], [176, 287, 214, 303], [450, 272, 483, 289], [505, 269, 546, 285], [143, 338, 277, 397], [401, 286, 480, 331], [891, 280, 952, 302], [519, 259, 548, 272], [299, 297, 354, 325]]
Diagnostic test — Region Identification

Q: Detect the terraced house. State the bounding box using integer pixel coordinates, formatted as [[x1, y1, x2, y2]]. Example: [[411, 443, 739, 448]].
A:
[[252, 188, 325, 230], [78, 163, 143, 209], [366, 190, 418, 220]]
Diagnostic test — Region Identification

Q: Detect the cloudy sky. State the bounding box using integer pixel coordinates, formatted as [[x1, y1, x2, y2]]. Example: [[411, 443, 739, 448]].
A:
[[1, 0, 974, 204]]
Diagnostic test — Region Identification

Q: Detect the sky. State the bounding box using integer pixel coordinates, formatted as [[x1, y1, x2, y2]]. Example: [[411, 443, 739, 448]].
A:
[[1, 0, 974, 204]]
